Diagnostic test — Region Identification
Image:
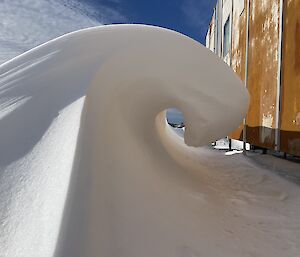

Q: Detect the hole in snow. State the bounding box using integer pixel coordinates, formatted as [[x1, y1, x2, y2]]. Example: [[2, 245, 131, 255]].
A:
[[166, 108, 184, 128]]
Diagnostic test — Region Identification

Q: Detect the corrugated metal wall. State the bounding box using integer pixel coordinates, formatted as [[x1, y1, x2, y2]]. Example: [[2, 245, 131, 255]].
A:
[[280, 0, 300, 156], [246, 0, 280, 149], [206, 0, 300, 156], [229, 0, 248, 140], [206, 14, 216, 52]]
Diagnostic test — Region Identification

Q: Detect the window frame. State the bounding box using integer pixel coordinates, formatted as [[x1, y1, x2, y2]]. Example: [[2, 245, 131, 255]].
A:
[[223, 16, 231, 58]]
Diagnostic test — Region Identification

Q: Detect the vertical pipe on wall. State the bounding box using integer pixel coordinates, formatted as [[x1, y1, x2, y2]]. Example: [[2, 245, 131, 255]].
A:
[[243, 0, 251, 153], [214, 5, 218, 53], [217, 0, 223, 58], [229, 0, 234, 151], [230, 0, 234, 68], [275, 0, 285, 152], [215, 2, 219, 57]]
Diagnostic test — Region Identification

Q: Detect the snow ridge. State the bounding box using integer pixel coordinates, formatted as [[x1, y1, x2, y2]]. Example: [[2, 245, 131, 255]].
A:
[[1, 25, 282, 257]]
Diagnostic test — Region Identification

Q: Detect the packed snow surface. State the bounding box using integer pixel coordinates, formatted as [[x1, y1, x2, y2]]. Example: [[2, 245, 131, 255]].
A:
[[0, 25, 299, 257]]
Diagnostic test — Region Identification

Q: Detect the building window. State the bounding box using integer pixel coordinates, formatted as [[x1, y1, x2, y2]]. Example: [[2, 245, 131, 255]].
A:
[[223, 16, 231, 57]]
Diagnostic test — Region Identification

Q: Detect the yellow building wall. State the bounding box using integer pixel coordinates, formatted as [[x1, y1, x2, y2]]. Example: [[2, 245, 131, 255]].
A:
[[280, 0, 300, 156], [229, 0, 247, 140], [246, 0, 280, 149]]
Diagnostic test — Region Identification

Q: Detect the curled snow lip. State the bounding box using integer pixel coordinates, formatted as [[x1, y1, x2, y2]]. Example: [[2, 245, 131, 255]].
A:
[[0, 24, 248, 257]]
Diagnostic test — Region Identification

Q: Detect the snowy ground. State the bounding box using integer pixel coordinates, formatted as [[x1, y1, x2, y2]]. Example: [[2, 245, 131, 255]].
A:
[[245, 151, 300, 185], [175, 129, 300, 255], [185, 145, 300, 256]]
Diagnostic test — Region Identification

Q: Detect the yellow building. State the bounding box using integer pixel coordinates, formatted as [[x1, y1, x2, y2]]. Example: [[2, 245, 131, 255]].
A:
[[206, 0, 300, 156]]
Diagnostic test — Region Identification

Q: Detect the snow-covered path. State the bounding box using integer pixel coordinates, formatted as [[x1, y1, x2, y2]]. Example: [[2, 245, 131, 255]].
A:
[[0, 25, 299, 257], [57, 138, 300, 257]]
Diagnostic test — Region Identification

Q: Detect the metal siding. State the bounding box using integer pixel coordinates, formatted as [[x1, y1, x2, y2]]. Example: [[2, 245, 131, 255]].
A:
[[216, 1, 223, 57], [280, 0, 300, 156], [246, 0, 280, 149], [229, 0, 248, 140], [210, 15, 216, 52], [222, 0, 233, 63]]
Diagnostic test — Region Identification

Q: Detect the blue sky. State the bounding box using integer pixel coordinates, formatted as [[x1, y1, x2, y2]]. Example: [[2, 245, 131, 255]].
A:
[[76, 0, 217, 44]]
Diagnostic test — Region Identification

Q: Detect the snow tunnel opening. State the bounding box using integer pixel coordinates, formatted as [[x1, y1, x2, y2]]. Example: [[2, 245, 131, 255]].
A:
[[166, 108, 185, 129]]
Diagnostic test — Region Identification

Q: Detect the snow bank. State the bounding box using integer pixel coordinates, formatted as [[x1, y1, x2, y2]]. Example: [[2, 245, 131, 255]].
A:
[[4, 25, 297, 257]]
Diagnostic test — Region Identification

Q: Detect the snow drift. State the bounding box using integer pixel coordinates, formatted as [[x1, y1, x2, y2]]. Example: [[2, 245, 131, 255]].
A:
[[0, 25, 249, 256]]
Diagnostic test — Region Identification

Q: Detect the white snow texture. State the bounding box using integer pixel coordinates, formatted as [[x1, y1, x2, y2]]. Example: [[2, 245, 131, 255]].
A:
[[0, 25, 299, 257]]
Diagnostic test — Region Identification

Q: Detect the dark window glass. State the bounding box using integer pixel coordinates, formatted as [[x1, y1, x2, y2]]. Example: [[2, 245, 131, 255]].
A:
[[223, 17, 231, 57]]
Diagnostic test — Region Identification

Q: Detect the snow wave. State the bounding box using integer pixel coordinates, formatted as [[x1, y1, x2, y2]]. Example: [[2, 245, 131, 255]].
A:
[[0, 25, 248, 257]]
